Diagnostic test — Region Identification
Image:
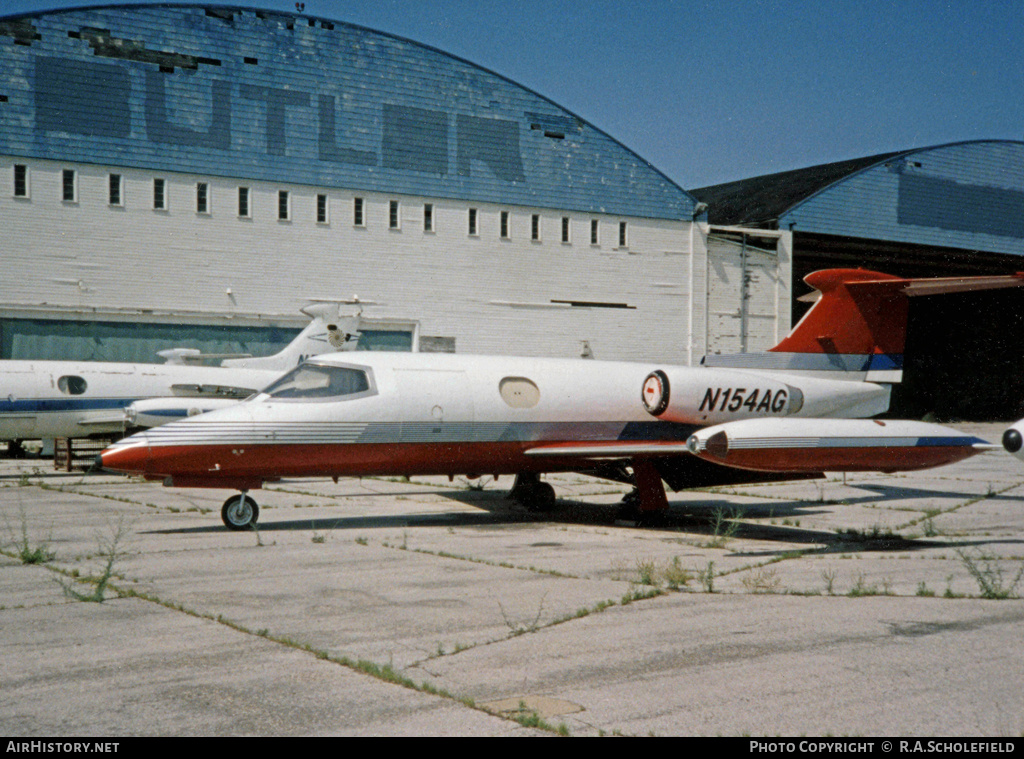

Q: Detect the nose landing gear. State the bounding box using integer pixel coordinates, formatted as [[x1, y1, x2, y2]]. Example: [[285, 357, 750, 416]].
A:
[[221, 492, 260, 530]]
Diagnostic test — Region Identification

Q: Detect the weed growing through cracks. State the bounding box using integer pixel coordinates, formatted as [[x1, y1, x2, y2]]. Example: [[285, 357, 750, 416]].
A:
[[636, 557, 657, 586], [705, 508, 740, 549], [663, 556, 692, 590], [5, 506, 56, 565], [699, 560, 716, 593], [956, 549, 1024, 599], [59, 518, 132, 603], [821, 568, 838, 595], [499, 594, 546, 636], [741, 567, 781, 594]]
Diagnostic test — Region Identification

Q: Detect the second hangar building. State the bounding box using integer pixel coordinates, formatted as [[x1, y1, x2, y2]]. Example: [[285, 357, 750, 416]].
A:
[[1, 4, 1023, 416]]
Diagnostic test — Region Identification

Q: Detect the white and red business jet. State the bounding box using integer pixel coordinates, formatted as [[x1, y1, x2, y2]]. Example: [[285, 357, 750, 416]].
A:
[[100, 269, 1023, 530]]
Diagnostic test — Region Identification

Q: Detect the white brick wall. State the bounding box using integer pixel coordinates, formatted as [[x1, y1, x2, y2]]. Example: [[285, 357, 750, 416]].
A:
[[1, 157, 782, 364]]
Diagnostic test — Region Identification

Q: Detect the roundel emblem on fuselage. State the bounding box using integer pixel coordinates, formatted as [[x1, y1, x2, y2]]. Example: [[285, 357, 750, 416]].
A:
[[641, 370, 670, 416]]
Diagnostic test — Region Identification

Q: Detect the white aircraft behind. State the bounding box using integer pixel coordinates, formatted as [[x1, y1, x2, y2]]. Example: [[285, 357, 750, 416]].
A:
[[0, 304, 360, 444]]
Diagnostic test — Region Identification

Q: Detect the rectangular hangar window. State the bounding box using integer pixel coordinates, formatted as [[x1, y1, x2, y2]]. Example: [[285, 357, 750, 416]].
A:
[[389, 200, 400, 229], [238, 187, 250, 218], [500, 211, 510, 239], [353, 197, 364, 227], [108, 174, 122, 206], [153, 178, 166, 210], [62, 170, 77, 203], [196, 183, 209, 214], [561, 217, 571, 244], [591, 219, 599, 245], [618, 221, 628, 248], [278, 191, 290, 221], [531, 214, 540, 241], [468, 208, 478, 236], [13, 164, 28, 198], [317, 194, 328, 224], [423, 203, 434, 232]]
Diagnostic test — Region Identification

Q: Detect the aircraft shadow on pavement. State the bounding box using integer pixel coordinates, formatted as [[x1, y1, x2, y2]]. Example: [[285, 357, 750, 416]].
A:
[[142, 485, 1024, 555], [832, 483, 1024, 505]]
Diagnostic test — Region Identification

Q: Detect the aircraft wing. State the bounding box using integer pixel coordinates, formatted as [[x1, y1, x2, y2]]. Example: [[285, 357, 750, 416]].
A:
[[524, 437, 825, 495], [527, 418, 991, 475], [77, 415, 129, 427], [170, 383, 259, 399]]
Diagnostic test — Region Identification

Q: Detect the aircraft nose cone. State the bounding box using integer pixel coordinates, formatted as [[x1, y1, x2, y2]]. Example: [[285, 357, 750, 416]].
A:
[[98, 437, 151, 475], [1003, 428, 1023, 454]]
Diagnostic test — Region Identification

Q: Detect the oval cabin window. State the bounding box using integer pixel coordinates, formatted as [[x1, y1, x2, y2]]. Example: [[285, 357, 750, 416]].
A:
[[57, 376, 88, 395], [499, 377, 540, 408]]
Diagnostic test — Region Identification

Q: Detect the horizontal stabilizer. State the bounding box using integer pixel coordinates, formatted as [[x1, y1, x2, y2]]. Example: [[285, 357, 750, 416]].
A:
[[754, 269, 1024, 384]]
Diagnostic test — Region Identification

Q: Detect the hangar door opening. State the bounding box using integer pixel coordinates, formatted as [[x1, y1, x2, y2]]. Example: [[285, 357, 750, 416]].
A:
[[705, 232, 784, 355]]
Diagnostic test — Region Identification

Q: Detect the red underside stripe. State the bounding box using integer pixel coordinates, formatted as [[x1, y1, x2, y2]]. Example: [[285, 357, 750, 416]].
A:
[[699, 446, 976, 473], [112, 442, 596, 488]]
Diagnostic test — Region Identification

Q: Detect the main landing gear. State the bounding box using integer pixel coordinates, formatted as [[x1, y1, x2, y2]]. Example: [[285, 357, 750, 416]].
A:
[[617, 460, 669, 525], [509, 473, 557, 512], [221, 492, 260, 530]]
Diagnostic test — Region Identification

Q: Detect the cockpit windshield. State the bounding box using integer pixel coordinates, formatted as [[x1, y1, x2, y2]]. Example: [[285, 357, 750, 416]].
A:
[[261, 363, 372, 400]]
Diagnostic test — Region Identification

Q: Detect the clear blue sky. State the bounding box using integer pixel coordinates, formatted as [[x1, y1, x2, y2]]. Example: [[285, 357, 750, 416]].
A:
[[5, 0, 1023, 189]]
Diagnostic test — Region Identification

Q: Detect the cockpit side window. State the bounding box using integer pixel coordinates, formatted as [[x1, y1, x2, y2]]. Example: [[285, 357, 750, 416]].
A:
[[262, 363, 373, 401], [57, 375, 87, 395]]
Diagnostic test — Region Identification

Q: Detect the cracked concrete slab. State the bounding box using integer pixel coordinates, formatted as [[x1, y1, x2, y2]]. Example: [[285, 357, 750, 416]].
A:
[[2, 423, 1022, 736]]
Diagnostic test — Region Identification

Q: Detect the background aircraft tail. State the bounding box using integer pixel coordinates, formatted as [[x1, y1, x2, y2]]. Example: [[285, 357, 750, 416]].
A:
[[703, 268, 1024, 383], [221, 303, 361, 371]]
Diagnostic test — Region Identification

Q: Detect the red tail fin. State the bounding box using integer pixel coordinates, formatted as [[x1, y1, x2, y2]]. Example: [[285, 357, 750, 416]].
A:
[[771, 269, 908, 356], [704, 269, 1024, 383]]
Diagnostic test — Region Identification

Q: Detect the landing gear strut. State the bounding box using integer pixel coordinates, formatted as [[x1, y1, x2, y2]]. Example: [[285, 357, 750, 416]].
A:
[[617, 460, 669, 524], [509, 473, 557, 512], [221, 492, 260, 530]]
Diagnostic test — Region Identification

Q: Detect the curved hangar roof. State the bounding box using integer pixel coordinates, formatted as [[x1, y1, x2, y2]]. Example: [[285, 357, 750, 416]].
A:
[[693, 140, 1024, 257], [0, 3, 695, 220]]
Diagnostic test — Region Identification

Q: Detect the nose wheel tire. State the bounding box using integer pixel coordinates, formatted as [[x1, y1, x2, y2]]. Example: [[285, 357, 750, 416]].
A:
[[221, 494, 259, 530]]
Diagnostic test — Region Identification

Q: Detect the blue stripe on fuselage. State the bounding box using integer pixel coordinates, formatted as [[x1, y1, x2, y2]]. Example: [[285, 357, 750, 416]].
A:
[[618, 421, 698, 441], [916, 436, 986, 447], [0, 398, 133, 414]]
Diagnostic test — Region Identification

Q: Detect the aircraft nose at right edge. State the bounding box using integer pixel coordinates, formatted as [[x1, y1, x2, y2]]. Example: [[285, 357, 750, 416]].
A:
[[1003, 421, 1024, 461]]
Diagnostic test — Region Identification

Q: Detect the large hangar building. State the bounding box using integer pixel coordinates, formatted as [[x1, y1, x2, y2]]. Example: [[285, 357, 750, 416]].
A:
[[692, 141, 1024, 418], [0, 3, 791, 365]]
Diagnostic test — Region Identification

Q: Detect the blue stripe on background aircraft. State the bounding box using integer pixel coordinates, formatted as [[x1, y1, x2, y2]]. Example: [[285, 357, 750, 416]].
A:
[[99, 268, 1024, 530], [0, 304, 360, 446]]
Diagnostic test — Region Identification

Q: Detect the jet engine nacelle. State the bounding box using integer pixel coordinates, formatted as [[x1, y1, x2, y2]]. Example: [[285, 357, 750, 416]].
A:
[[686, 418, 985, 473], [126, 397, 241, 429], [1003, 420, 1024, 462], [641, 368, 890, 425]]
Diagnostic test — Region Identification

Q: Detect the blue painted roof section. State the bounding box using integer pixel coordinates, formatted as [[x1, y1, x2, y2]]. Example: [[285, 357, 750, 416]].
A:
[[779, 141, 1024, 255], [0, 3, 696, 220], [693, 140, 1024, 257]]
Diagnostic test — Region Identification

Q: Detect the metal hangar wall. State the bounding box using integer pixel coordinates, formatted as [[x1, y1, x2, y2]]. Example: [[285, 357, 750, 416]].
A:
[[0, 3, 792, 366], [692, 140, 1024, 419]]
